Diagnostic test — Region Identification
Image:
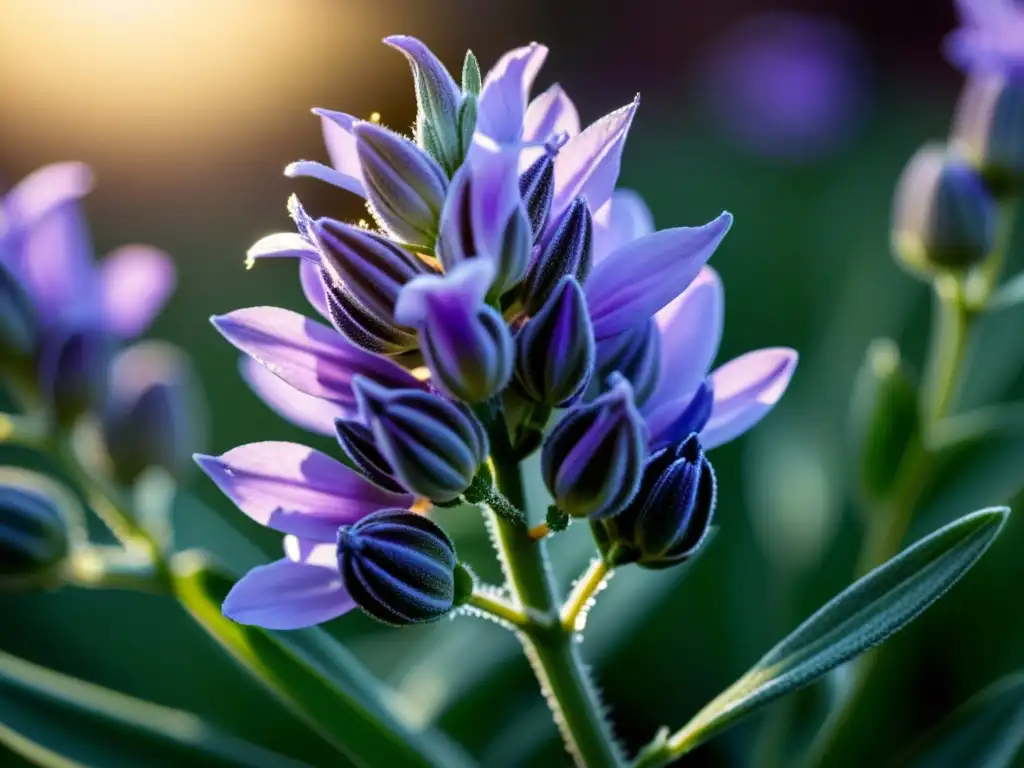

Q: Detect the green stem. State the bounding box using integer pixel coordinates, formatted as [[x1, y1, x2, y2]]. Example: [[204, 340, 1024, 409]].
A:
[[561, 558, 612, 632], [65, 546, 170, 594], [487, 432, 623, 768], [925, 276, 971, 425], [468, 589, 529, 628]]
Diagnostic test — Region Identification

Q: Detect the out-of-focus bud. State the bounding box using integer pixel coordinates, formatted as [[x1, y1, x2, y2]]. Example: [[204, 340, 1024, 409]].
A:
[[38, 327, 115, 427], [0, 260, 37, 372], [521, 196, 593, 315], [312, 218, 439, 327], [335, 419, 406, 495], [101, 342, 205, 485], [354, 377, 488, 503], [462, 50, 482, 97], [337, 508, 457, 625], [849, 338, 920, 503], [353, 122, 449, 249], [592, 433, 716, 569], [519, 151, 555, 244], [541, 374, 648, 519], [954, 74, 1024, 198], [594, 320, 661, 407], [892, 144, 997, 273], [514, 276, 594, 407], [0, 484, 70, 590], [385, 36, 464, 175], [395, 260, 513, 402]]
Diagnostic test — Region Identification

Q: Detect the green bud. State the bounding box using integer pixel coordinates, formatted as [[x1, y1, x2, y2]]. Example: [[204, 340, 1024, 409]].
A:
[[462, 50, 482, 97], [892, 144, 997, 273], [849, 339, 920, 503], [0, 484, 71, 590], [954, 74, 1024, 198], [458, 93, 478, 165]]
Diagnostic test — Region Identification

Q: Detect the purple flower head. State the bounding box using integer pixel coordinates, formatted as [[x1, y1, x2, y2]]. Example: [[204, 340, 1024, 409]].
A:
[[701, 13, 868, 162], [947, 0, 1024, 76]]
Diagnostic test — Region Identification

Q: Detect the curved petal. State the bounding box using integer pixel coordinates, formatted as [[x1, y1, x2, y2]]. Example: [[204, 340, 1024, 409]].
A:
[[592, 189, 655, 264], [524, 83, 580, 143], [477, 43, 548, 143], [99, 245, 176, 338], [586, 212, 732, 339], [246, 233, 319, 265], [644, 267, 724, 413], [701, 348, 798, 449], [240, 356, 347, 436], [313, 109, 366, 196], [211, 306, 424, 408], [3, 163, 93, 230], [195, 441, 411, 540], [222, 558, 354, 630], [284, 161, 365, 197], [299, 260, 330, 320]]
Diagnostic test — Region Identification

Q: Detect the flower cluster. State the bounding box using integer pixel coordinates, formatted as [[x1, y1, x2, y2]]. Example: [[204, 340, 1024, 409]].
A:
[[200, 37, 797, 630]]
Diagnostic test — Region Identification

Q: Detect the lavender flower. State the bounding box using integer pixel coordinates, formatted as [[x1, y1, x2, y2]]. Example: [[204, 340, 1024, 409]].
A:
[[946, 0, 1024, 76]]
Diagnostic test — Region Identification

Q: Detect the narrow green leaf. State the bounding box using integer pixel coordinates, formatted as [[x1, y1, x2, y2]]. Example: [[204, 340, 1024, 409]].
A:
[[634, 507, 1009, 767], [988, 270, 1024, 311], [896, 672, 1024, 768], [0, 649, 310, 768], [170, 551, 472, 768]]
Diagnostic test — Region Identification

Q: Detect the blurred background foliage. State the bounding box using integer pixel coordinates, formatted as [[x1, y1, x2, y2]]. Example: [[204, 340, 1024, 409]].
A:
[[2, 0, 1023, 765]]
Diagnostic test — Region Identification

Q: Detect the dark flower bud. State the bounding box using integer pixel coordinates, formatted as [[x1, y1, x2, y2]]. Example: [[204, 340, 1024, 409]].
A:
[[0, 484, 71, 589], [337, 508, 457, 625], [514, 276, 595, 407], [594, 320, 661, 408], [38, 327, 115, 427], [335, 419, 406, 495], [0, 260, 37, 371], [101, 342, 205, 485], [312, 218, 438, 328], [353, 122, 449, 249], [521, 196, 593, 315], [954, 74, 1024, 198], [892, 144, 997, 273], [354, 377, 488, 503], [541, 374, 648, 519], [593, 433, 716, 570], [519, 152, 555, 244], [321, 267, 420, 355]]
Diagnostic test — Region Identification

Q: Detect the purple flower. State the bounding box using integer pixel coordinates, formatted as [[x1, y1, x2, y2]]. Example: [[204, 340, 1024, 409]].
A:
[[196, 441, 414, 629], [947, 0, 1024, 75]]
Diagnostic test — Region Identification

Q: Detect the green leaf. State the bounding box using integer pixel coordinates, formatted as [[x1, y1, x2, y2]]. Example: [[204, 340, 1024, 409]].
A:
[[169, 551, 472, 768], [896, 672, 1024, 768], [987, 270, 1024, 311], [0, 649, 311, 768], [633, 507, 1009, 767]]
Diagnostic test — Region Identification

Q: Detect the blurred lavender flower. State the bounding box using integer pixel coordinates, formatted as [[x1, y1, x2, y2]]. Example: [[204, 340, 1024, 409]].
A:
[[700, 13, 868, 162], [0, 163, 176, 419], [947, 0, 1024, 75]]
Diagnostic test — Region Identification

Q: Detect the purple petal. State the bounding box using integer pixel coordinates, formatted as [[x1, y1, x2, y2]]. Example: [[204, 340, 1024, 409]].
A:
[[524, 84, 581, 143], [477, 43, 548, 143], [701, 348, 798, 449], [98, 245, 175, 338], [284, 161, 365, 197], [549, 97, 639, 227], [644, 267, 724, 414], [222, 557, 354, 630], [240, 356, 346, 436], [592, 189, 655, 264], [313, 109, 366, 196], [465, 135, 523, 261], [299, 260, 330, 320], [212, 306, 424, 408], [195, 441, 411, 541], [586, 212, 733, 339], [394, 258, 495, 328], [245, 233, 319, 265], [2, 163, 93, 230]]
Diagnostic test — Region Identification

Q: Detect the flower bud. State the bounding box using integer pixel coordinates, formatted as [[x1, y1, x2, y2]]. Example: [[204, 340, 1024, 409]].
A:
[[514, 276, 594, 407], [354, 377, 488, 503], [0, 260, 37, 371], [386, 36, 464, 175], [541, 374, 648, 519], [849, 339, 920, 503], [892, 144, 997, 272], [321, 268, 419, 355], [353, 122, 449, 249], [38, 327, 115, 427], [594, 320, 661, 407], [462, 50, 482, 97], [519, 151, 555, 244], [337, 508, 457, 625], [312, 218, 438, 327], [593, 433, 716, 569], [101, 342, 205, 485], [0, 484, 70, 589], [335, 419, 405, 494], [521, 196, 593, 315], [395, 260, 513, 402], [954, 74, 1024, 198]]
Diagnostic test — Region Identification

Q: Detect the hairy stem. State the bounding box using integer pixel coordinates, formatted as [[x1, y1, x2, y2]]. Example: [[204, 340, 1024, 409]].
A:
[[561, 558, 612, 632], [487, 430, 622, 768], [467, 589, 529, 628]]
